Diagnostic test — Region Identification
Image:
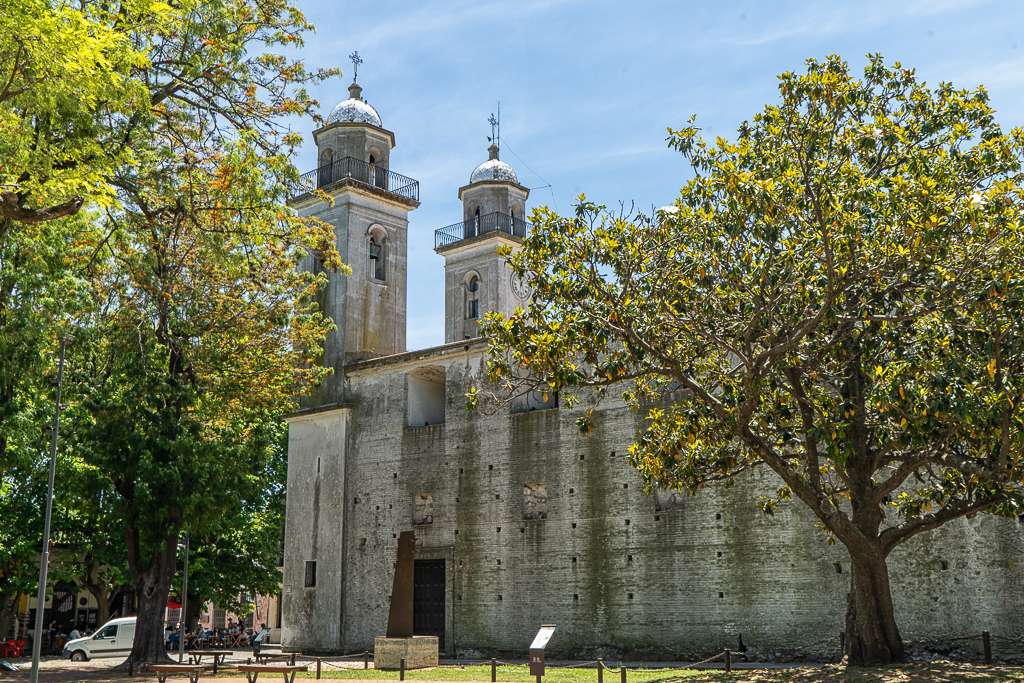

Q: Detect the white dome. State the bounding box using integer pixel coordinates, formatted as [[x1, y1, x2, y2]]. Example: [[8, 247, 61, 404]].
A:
[[326, 97, 382, 127], [470, 158, 518, 184], [326, 82, 382, 127]]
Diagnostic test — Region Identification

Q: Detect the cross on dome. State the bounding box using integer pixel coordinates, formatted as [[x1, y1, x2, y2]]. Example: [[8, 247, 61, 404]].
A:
[[349, 51, 363, 83], [325, 50, 382, 126]]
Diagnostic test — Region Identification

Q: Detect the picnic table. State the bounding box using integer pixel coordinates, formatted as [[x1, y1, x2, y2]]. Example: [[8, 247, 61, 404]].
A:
[[189, 650, 229, 672], [253, 652, 298, 665], [238, 663, 307, 683], [152, 663, 205, 683]]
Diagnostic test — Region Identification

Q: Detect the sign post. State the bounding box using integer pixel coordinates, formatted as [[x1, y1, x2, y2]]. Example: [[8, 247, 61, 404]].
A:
[[528, 625, 556, 683]]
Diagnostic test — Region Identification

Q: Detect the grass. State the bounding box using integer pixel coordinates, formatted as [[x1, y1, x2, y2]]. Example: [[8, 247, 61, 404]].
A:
[[291, 664, 724, 682], [275, 661, 1024, 682]]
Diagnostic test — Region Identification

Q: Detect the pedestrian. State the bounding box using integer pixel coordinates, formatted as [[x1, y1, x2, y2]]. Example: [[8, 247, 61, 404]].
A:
[[68, 624, 81, 641], [251, 622, 270, 658]]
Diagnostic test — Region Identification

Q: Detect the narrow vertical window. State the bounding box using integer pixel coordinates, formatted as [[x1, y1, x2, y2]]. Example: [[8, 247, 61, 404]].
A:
[[465, 273, 480, 319], [471, 206, 481, 237], [304, 561, 317, 588], [318, 148, 334, 187], [368, 227, 387, 281]]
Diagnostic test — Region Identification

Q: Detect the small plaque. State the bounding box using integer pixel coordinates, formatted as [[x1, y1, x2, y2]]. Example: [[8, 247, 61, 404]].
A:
[[528, 625, 556, 676]]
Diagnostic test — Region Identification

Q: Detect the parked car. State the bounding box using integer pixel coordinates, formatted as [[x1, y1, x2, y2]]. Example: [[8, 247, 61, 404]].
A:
[[63, 617, 135, 661]]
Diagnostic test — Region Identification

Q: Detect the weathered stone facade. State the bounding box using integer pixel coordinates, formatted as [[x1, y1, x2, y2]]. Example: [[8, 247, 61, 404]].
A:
[[281, 79, 1024, 659]]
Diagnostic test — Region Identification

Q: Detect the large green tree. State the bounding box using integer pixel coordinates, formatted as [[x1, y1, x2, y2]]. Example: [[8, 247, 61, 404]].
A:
[[478, 55, 1024, 665], [70, 128, 335, 663], [2, 0, 337, 665]]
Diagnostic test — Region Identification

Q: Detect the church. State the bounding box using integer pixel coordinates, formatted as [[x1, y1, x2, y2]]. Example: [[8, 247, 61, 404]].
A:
[[279, 67, 1024, 659]]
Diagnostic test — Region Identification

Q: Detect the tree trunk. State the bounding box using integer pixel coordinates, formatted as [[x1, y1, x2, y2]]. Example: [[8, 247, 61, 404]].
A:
[[126, 535, 177, 667], [845, 552, 904, 665], [85, 584, 112, 626]]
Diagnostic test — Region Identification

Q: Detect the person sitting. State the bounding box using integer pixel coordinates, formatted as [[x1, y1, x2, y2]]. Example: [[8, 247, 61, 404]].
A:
[[167, 625, 181, 651]]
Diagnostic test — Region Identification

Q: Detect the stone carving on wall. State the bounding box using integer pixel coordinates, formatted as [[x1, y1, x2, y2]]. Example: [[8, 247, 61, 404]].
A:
[[654, 488, 686, 512], [522, 483, 548, 520], [414, 493, 434, 525]]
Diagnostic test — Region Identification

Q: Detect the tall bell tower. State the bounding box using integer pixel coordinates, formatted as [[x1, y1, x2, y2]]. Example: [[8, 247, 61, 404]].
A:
[[288, 53, 420, 403], [434, 113, 530, 342]]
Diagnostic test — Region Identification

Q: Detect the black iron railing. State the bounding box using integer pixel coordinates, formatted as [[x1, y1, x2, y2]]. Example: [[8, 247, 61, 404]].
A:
[[434, 211, 530, 248], [291, 156, 419, 202]]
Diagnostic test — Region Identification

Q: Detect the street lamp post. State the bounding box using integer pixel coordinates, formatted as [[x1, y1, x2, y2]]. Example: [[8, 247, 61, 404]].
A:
[[29, 337, 68, 683], [178, 533, 189, 663]]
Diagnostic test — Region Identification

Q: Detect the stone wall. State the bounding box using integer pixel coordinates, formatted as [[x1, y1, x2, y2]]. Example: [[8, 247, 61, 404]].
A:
[[282, 345, 1024, 659]]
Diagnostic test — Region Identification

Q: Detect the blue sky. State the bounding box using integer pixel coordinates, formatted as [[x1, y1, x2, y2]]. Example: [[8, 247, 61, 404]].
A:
[[291, 0, 1024, 350]]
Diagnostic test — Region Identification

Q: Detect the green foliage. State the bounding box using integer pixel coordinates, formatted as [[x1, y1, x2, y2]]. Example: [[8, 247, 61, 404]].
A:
[[482, 54, 1024, 555], [0, 0, 339, 658], [0, 210, 100, 604], [0, 0, 150, 224], [175, 421, 288, 614]]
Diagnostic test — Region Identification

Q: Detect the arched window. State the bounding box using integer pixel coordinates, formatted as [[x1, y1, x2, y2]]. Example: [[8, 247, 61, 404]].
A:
[[368, 153, 377, 187], [368, 226, 387, 281], [465, 272, 480, 319], [470, 206, 481, 238], [318, 148, 334, 187]]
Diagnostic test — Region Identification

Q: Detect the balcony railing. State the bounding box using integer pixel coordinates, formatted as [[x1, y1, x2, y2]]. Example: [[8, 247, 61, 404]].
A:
[[291, 156, 419, 203], [434, 211, 530, 248]]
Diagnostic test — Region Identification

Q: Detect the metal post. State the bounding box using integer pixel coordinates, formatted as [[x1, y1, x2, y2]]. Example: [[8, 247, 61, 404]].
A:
[[597, 659, 604, 683], [400, 657, 406, 681], [620, 666, 626, 683], [316, 657, 322, 679], [982, 631, 992, 664], [724, 649, 732, 673], [365, 651, 370, 669], [536, 675, 542, 683], [28, 336, 67, 683], [178, 533, 189, 663], [491, 658, 497, 682]]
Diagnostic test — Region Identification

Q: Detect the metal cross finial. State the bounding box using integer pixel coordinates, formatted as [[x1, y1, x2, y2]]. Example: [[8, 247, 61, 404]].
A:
[[488, 113, 498, 145], [349, 51, 363, 82], [488, 102, 501, 148]]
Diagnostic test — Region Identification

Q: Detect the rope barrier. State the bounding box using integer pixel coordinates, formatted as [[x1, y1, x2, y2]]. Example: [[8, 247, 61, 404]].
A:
[[544, 660, 602, 669], [680, 651, 728, 668]]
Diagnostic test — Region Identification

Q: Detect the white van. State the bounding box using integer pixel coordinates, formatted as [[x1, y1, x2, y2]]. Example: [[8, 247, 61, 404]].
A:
[[63, 616, 135, 661]]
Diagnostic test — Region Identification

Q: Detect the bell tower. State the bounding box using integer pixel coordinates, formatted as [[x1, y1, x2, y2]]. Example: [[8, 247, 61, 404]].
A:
[[434, 113, 530, 342], [288, 53, 420, 403]]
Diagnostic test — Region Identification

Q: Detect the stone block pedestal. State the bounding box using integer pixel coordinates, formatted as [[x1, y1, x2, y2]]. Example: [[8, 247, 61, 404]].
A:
[[374, 636, 439, 669]]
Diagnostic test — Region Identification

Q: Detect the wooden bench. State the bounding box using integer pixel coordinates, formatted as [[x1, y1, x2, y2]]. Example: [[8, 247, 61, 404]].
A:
[[254, 652, 298, 665], [189, 650, 229, 672], [151, 664, 205, 683], [238, 663, 307, 683]]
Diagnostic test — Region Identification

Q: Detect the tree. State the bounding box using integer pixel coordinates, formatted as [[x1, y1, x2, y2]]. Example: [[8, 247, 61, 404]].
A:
[[59, 0, 340, 664], [478, 55, 1024, 666], [1, 2, 334, 660]]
